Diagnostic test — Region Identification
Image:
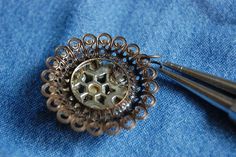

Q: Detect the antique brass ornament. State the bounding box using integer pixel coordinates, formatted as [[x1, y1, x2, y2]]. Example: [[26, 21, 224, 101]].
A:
[[41, 33, 160, 136]]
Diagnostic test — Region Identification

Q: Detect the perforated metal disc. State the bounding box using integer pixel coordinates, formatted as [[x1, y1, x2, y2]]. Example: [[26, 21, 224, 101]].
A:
[[71, 59, 129, 110]]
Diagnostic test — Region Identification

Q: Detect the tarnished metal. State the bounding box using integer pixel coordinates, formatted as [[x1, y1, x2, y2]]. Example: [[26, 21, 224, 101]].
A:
[[70, 58, 129, 110], [41, 33, 160, 136]]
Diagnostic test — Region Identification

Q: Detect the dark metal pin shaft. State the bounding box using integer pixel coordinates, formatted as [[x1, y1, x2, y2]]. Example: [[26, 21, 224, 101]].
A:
[[163, 62, 236, 95]]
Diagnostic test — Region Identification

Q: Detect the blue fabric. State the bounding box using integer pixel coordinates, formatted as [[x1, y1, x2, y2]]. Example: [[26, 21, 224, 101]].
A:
[[1, 0, 236, 156]]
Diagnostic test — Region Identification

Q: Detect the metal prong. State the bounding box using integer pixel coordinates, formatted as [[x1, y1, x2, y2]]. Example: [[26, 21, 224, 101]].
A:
[[163, 62, 236, 95], [139, 54, 161, 59]]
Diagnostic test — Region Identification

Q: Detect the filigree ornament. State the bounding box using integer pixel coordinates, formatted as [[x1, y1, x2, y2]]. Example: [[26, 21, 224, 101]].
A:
[[41, 33, 159, 136]]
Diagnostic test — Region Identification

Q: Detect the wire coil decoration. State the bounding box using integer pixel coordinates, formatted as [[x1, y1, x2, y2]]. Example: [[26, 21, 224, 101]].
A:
[[41, 33, 160, 136]]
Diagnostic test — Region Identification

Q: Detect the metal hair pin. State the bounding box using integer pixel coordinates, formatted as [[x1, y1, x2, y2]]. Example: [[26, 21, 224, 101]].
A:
[[41, 33, 236, 136], [157, 62, 236, 122]]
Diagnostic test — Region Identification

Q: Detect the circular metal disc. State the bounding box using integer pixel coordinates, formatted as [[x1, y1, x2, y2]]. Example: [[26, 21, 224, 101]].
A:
[[70, 58, 129, 110]]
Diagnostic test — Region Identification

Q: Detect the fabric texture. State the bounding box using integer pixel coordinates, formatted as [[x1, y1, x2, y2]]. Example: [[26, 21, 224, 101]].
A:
[[1, 0, 236, 156]]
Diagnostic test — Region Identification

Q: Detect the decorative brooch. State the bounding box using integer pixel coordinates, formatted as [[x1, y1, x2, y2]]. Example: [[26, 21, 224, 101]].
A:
[[41, 33, 160, 136]]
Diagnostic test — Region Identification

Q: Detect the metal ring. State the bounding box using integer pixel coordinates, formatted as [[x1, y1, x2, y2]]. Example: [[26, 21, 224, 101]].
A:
[[141, 91, 156, 108], [57, 109, 73, 124], [70, 117, 87, 132], [86, 122, 103, 136], [134, 105, 148, 120], [120, 115, 136, 130], [46, 96, 61, 112], [144, 81, 160, 94], [82, 33, 97, 46], [127, 44, 140, 57], [112, 36, 127, 50], [104, 121, 120, 135]]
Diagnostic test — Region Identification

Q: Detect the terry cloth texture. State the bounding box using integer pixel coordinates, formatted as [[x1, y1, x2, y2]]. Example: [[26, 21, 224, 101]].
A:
[[0, 0, 236, 157]]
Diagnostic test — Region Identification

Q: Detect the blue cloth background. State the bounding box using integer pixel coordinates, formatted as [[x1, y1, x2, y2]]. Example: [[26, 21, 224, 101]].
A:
[[1, 0, 236, 156]]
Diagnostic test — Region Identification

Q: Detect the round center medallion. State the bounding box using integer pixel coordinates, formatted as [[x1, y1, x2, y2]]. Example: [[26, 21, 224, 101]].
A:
[[70, 58, 129, 110]]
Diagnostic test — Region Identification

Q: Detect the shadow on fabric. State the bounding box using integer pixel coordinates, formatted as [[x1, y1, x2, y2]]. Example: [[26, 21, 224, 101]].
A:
[[156, 74, 236, 134]]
